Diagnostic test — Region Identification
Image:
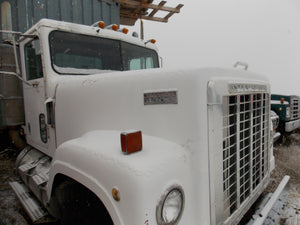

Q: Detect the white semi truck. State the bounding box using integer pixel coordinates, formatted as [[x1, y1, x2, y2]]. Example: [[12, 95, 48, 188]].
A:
[[0, 19, 280, 225]]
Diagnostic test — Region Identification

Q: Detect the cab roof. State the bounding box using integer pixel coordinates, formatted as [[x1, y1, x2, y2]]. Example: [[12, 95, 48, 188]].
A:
[[21, 18, 158, 51]]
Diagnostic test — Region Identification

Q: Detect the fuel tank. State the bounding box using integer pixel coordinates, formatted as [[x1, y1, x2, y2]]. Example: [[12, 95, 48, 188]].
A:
[[0, 44, 24, 128]]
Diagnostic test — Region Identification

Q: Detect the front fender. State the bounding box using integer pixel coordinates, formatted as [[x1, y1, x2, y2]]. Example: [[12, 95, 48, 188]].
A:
[[48, 130, 193, 225]]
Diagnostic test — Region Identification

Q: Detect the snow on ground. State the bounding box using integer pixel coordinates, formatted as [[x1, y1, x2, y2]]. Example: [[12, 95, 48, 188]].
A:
[[0, 146, 28, 225], [263, 133, 300, 225]]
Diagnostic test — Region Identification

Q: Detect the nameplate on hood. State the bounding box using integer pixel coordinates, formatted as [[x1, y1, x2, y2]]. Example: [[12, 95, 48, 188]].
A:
[[144, 90, 178, 105]]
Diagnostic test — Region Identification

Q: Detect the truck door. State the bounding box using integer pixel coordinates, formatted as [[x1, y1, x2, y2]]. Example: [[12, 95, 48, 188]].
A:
[[21, 37, 48, 153]]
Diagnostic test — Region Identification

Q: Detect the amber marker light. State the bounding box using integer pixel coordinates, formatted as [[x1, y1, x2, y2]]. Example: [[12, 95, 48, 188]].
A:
[[121, 130, 142, 154], [144, 39, 157, 44], [98, 21, 105, 29], [112, 188, 120, 201], [122, 28, 129, 34], [112, 24, 118, 31], [280, 98, 285, 104]]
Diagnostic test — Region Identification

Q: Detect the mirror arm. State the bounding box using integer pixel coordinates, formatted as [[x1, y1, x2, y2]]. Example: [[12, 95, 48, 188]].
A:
[[0, 71, 32, 86]]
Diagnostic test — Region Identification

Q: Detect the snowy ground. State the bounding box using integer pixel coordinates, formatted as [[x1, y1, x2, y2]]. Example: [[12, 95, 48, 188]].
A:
[[0, 143, 59, 225], [263, 133, 300, 225], [0, 147, 28, 225], [0, 133, 299, 225]]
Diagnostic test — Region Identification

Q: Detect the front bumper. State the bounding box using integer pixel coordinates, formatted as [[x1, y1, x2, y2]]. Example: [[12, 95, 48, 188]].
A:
[[249, 175, 290, 225], [285, 118, 300, 132], [273, 132, 281, 143]]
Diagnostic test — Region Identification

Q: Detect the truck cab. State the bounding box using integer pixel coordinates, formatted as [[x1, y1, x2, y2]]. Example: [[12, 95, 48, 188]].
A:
[[19, 19, 159, 157], [4, 19, 277, 225]]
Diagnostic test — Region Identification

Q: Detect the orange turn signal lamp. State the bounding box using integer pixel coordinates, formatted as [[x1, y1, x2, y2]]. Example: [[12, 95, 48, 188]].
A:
[[280, 98, 285, 104], [112, 24, 118, 31], [121, 28, 129, 34], [121, 130, 142, 154], [98, 21, 105, 29], [98, 22, 118, 31], [144, 39, 156, 44], [96, 22, 130, 35]]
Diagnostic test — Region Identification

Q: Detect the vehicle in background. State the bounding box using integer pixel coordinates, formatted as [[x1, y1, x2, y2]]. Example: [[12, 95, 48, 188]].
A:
[[271, 110, 281, 143], [271, 94, 300, 134]]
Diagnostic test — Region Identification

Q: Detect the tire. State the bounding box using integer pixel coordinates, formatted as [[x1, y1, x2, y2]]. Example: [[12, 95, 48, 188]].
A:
[[55, 180, 114, 225]]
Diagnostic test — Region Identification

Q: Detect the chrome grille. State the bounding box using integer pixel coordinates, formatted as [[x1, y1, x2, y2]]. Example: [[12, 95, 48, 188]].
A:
[[291, 97, 300, 120], [223, 93, 269, 215]]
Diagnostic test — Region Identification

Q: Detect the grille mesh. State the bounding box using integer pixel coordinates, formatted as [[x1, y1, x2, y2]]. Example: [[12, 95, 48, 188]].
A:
[[291, 97, 300, 120], [223, 93, 269, 215]]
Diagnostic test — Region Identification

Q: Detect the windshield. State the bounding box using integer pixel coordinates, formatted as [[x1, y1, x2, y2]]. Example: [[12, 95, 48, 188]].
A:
[[49, 31, 159, 75]]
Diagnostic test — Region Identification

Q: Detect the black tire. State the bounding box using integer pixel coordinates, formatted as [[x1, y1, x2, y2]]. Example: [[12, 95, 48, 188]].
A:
[[55, 180, 114, 225]]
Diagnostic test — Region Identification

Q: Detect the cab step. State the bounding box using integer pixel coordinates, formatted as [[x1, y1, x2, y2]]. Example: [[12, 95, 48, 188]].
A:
[[9, 181, 48, 222]]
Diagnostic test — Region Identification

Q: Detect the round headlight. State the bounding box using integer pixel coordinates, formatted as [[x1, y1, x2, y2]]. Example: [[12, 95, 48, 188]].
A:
[[286, 106, 291, 119], [156, 186, 184, 225]]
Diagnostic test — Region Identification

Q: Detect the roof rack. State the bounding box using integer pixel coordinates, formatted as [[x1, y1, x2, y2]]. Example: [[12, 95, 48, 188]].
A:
[[118, 0, 183, 25]]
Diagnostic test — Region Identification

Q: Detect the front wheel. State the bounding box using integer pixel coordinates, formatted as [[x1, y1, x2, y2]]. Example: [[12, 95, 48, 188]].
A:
[[55, 180, 114, 225]]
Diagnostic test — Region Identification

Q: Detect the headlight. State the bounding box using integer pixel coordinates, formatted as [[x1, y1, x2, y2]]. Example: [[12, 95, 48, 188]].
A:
[[156, 186, 184, 225], [286, 106, 291, 119]]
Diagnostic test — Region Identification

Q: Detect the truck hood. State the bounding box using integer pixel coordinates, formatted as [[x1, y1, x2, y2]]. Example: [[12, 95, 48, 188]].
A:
[[54, 67, 269, 148]]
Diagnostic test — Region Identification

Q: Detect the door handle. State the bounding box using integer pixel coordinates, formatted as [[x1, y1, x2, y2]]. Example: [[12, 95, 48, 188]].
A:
[[45, 98, 55, 126]]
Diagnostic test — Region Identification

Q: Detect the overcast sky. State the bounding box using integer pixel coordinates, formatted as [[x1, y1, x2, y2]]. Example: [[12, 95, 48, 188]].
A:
[[128, 0, 300, 95]]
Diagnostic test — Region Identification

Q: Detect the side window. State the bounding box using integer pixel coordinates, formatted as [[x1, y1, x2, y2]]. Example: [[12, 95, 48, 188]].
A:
[[25, 39, 43, 80]]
